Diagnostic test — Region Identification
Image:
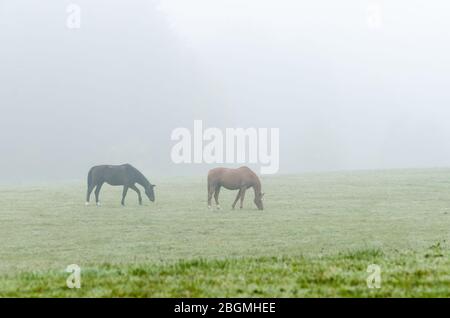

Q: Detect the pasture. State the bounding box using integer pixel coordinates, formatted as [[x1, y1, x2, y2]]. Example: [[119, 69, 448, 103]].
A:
[[1, 168, 450, 297]]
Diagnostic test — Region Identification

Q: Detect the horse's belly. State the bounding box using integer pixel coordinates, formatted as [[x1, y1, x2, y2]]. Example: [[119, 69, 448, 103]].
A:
[[222, 184, 241, 190], [105, 181, 123, 186]]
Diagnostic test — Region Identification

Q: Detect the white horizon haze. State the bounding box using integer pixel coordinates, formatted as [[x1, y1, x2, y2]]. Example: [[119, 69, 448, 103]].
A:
[[1, 0, 450, 182]]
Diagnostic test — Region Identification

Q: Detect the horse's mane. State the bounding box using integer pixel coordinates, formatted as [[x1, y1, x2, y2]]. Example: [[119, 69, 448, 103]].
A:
[[253, 176, 262, 194], [127, 164, 150, 187]]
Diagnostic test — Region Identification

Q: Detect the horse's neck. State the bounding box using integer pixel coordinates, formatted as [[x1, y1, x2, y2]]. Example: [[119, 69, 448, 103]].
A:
[[252, 179, 261, 196], [135, 172, 149, 187]]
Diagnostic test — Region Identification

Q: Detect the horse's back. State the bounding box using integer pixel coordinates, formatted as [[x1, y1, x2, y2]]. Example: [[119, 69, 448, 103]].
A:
[[89, 165, 109, 175], [207, 167, 236, 181], [208, 167, 226, 177], [88, 164, 133, 185], [208, 166, 255, 176], [90, 164, 132, 172]]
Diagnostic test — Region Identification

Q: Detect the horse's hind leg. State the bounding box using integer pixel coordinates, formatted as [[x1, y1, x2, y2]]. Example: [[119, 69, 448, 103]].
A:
[[86, 184, 95, 206], [207, 183, 215, 209], [94, 182, 104, 206], [214, 185, 221, 210]]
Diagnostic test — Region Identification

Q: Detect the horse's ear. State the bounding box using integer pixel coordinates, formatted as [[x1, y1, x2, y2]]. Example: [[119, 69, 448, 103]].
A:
[[152, 184, 156, 188]]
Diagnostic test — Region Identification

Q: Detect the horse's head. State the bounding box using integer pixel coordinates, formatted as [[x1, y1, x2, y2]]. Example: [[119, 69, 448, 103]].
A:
[[254, 192, 264, 210], [145, 184, 156, 202]]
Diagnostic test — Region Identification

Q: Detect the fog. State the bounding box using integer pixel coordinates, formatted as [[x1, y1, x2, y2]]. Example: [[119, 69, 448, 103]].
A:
[[1, 0, 450, 182]]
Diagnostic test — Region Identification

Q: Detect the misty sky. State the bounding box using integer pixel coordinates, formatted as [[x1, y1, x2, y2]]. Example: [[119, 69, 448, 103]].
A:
[[1, 0, 450, 182]]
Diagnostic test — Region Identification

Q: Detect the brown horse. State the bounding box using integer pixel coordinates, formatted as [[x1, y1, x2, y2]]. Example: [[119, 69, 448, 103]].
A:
[[207, 166, 264, 210]]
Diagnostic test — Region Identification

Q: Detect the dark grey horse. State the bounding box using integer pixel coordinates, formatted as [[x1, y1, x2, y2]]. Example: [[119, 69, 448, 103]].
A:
[[86, 164, 156, 206]]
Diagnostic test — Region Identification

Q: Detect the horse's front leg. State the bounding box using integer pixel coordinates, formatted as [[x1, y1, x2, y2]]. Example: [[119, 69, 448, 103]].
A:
[[130, 184, 142, 205], [121, 186, 128, 206], [207, 185, 215, 209], [232, 189, 242, 209]]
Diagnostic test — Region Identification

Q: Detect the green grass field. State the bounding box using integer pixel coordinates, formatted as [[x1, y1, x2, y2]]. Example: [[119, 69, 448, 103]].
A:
[[1, 168, 450, 297]]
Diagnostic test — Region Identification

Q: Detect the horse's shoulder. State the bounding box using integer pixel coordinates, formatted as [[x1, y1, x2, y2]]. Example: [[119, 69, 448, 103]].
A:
[[238, 166, 258, 177], [238, 166, 252, 172], [123, 164, 142, 175]]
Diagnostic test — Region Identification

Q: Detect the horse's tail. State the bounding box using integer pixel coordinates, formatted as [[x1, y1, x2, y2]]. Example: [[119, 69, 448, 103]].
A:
[[86, 167, 95, 205], [207, 172, 212, 199], [87, 167, 94, 187], [207, 172, 212, 191], [86, 167, 95, 203]]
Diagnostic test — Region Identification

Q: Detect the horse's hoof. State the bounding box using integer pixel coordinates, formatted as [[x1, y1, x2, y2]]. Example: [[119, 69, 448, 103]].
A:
[[208, 205, 212, 209], [96, 202, 101, 207], [216, 205, 221, 210], [85, 202, 90, 206]]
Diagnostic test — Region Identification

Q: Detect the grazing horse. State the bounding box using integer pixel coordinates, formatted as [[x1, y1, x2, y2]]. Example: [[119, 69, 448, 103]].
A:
[[86, 164, 156, 206], [207, 166, 264, 210]]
